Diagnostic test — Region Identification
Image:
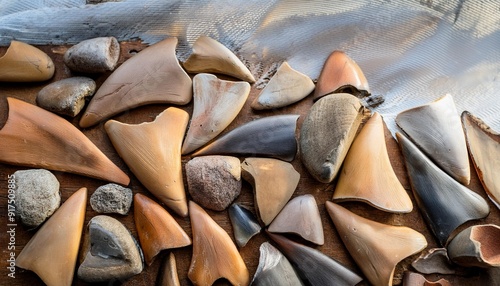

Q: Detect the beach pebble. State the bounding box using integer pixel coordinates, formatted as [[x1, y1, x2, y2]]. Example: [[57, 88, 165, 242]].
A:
[[90, 183, 133, 215], [64, 37, 120, 73]]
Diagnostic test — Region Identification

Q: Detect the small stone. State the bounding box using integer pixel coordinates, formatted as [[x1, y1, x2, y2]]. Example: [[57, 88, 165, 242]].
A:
[[90, 183, 133, 215], [14, 169, 60, 228], [186, 156, 241, 211], [64, 37, 120, 73], [36, 77, 96, 117]]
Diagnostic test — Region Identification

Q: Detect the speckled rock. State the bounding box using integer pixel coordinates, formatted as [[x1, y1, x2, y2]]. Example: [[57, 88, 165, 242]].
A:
[[90, 183, 133, 215]]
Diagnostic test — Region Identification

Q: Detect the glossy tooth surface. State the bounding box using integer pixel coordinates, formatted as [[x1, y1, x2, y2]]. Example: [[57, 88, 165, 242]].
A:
[[80, 37, 192, 128], [134, 194, 191, 265], [326, 201, 428, 286], [300, 93, 366, 183], [63, 37, 120, 73], [228, 204, 261, 247], [183, 36, 255, 83], [0, 97, 130, 185], [241, 158, 300, 225], [0, 40, 54, 82], [105, 108, 189, 217], [403, 272, 451, 286], [397, 132, 489, 246], [251, 242, 303, 286], [396, 94, 470, 185], [16, 187, 87, 286], [188, 201, 249, 286], [411, 248, 456, 275], [156, 253, 181, 286], [251, 61, 314, 110], [193, 115, 299, 162], [333, 112, 413, 213], [268, 194, 324, 245]]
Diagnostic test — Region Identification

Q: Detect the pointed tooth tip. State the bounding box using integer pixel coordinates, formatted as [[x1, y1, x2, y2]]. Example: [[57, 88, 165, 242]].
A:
[[79, 112, 99, 128]]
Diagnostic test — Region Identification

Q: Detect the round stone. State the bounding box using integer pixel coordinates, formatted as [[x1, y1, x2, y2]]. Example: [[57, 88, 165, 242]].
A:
[[90, 183, 133, 215]]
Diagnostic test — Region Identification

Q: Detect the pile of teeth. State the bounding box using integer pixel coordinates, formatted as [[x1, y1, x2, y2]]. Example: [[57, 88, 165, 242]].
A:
[[1, 35, 499, 286]]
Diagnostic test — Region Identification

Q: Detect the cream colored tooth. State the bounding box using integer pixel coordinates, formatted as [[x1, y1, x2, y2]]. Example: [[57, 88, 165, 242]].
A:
[[0, 40, 54, 82], [157, 253, 181, 286]]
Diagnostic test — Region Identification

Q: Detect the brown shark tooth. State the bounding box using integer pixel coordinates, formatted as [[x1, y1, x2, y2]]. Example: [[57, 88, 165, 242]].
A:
[[188, 201, 249, 286], [312, 50, 370, 101], [183, 36, 255, 83], [79, 37, 192, 128], [396, 94, 470, 185], [193, 115, 299, 162], [403, 272, 451, 286], [0, 40, 54, 82], [462, 111, 500, 209], [397, 132, 489, 246], [326, 201, 428, 286], [447, 224, 500, 268], [182, 73, 250, 154], [156, 253, 181, 286], [251, 61, 315, 110], [0, 97, 130, 185], [268, 194, 324, 245], [105, 108, 189, 217], [228, 203, 262, 247], [241, 158, 300, 225], [134, 193, 192, 265], [333, 112, 413, 213], [411, 248, 457, 275], [300, 93, 366, 183], [16, 187, 87, 286]]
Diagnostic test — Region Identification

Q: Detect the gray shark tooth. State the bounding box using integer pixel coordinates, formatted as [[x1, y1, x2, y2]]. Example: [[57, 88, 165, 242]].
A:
[[228, 204, 262, 247], [411, 248, 457, 275], [156, 253, 181, 286]]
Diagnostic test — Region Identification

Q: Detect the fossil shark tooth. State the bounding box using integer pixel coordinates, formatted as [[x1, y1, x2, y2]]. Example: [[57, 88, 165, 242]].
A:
[[188, 201, 249, 286], [193, 115, 299, 162], [333, 112, 413, 213], [80, 37, 192, 128], [326, 201, 428, 286], [312, 51, 370, 101], [64, 36, 120, 73], [251, 242, 304, 286], [396, 132, 489, 246], [300, 93, 366, 183], [403, 272, 451, 286], [462, 111, 500, 209], [16, 187, 87, 286], [134, 193, 192, 265], [396, 94, 470, 185], [241, 157, 300, 225], [0, 40, 54, 82], [268, 194, 324, 245], [157, 253, 181, 286], [228, 203, 262, 247], [183, 36, 255, 83], [447, 224, 500, 268], [251, 61, 315, 110], [0, 97, 130, 185], [411, 248, 457, 275], [105, 108, 189, 217], [267, 231, 363, 286], [182, 73, 250, 154]]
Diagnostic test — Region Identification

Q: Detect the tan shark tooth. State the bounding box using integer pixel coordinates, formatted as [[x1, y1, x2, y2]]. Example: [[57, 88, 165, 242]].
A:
[[251, 61, 315, 110], [134, 194, 191, 265], [16, 187, 87, 286], [326, 201, 428, 286], [0, 40, 54, 82], [183, 36, 255, 83], [241, 158, 300, 225], [0, 97, 130, 185], [268, 194, 324, 245], [403, 272, 451, 286], [181, 73, 250, 154], [79, 37, 192, 128], [300, 93, 366, 183], [156, 253, 181, 286], [105, 108, 189, 217], [411, 248, 457, 275], [188, 201, 249, 286], [462, 111, 500, 209], [396, 94, 470, 185], [333, 112, 413, 213], [312, 50, 370, 101]]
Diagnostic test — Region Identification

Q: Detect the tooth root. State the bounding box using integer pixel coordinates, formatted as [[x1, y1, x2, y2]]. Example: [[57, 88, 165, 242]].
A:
[[63, 37, 120, 73], [228, 204, 262, 247], [182, 73, 250, 155], [105, 108, 189, 217], [268, 194, 324, 245], [326, 201, 427, 286], [333, 112, 413, 213], [403, 272, 452, 286], [134, 194, 191, 265], [188, 201, 249, 286], [16, 187, 87, 286], [157, 253, 181, 286], [241, 158, 300, 226], [183, 36, 255, 83], [0, 40, 54, 82], [397, 132, 489, 246], [251, 242, 303, 286], [411, 248, 457, 275], [79, 37, 192, 128], [0, 97, 130, 185]]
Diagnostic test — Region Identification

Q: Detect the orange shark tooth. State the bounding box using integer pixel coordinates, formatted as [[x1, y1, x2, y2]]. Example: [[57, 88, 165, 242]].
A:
[[188, 201, 250, 286], [105, 108, 189, 217], [0, 40, 54, 82], [157, 253, 181, 286]]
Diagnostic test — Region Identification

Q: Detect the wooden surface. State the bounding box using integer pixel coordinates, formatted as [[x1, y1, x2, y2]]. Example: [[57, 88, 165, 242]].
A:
[[0, 42, 499, 285]]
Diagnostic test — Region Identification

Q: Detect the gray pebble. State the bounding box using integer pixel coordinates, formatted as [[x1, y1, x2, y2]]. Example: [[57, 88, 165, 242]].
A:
[[90, 183, 133, 215], [64, 37, 120, 73]]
